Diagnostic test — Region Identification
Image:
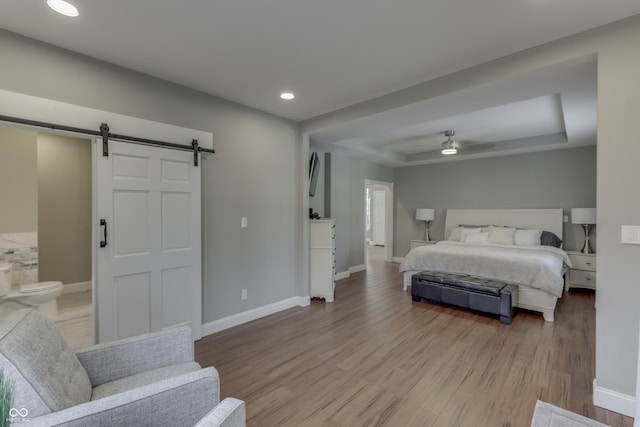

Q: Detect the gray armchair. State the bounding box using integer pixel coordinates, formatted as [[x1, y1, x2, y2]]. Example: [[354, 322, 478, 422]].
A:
[[0, 308, 245, 427]]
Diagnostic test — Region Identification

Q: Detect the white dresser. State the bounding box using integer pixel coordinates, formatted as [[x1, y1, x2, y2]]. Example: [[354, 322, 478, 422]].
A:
[[310, 219, 336, 302], [565, 251, 596, 291]]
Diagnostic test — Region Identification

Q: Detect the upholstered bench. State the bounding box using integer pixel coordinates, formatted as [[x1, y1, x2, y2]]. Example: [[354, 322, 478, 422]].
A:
[[411, 271, 517, 324]]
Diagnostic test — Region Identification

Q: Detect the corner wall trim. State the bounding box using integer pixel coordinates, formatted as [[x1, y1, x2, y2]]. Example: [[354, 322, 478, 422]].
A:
[[62, 281, 92, 294], [392, 256, 404, 263], [335, 271, 350, 280], [593, 378, 636, 418], [201, 296, 310, 337], [349, 264, 365, 274], [335, 264, 366, 282]]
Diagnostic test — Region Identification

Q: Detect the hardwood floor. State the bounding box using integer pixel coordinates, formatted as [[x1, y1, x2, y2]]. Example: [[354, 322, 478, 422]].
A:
[[195, 246, 632, 427]]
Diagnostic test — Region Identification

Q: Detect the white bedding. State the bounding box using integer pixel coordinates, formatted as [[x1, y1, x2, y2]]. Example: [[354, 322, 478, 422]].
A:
[[399, 241, 572, 298]]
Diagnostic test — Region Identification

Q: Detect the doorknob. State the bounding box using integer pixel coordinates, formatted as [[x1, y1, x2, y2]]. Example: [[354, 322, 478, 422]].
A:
[[100, 219, 108, 248]]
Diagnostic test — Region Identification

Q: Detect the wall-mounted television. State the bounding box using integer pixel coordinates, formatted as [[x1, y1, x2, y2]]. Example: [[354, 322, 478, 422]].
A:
[[309, 150, 320, 197]]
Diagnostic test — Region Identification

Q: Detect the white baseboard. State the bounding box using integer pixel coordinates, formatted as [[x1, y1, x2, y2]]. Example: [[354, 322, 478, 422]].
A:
[[335, 271, 350, 280], [335, 264, 366, 281], [392, 256, 404, 263], [201, 296, 310, 337], [593, 378, 636, 418], [62, 281, 92, 294], [349, 264, 365, 274]]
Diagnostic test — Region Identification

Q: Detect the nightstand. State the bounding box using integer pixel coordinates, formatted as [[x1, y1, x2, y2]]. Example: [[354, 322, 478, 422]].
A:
[[565, 251, 596, 291], [410, 240, 437, 249]]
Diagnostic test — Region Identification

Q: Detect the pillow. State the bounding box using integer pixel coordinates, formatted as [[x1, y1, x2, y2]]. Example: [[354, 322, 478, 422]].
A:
[[460, 228, 482, 241], [459, 224, 492, 232], [448, 227, 464, 241], [488, 226, 516, 245], [540, 230, 563, 248], [0, 309, 92, 415], [449, 226, 481, 241], [514, 228, 543, 246], [464, 232, 489, 244]]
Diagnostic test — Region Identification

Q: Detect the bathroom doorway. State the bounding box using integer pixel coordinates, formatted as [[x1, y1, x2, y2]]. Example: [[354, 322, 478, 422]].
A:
[[0, 124, 93, 348]]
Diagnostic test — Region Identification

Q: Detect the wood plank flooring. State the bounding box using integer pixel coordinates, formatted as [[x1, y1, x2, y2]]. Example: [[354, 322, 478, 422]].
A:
[[196, 246, 631, 426]]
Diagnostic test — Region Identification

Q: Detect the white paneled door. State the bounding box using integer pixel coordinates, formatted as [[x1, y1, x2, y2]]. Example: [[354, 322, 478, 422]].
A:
[[96, 140, 202, 343], [372, 189, 386, 246]]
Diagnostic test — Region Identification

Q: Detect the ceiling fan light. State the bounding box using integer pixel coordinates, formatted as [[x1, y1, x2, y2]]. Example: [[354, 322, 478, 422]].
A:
[[441, 140, 458, 155]]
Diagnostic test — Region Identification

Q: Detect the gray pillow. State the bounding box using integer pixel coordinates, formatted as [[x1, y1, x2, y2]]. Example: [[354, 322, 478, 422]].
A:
[[540, 231, 563, 248], [0, 309, 92, 416]]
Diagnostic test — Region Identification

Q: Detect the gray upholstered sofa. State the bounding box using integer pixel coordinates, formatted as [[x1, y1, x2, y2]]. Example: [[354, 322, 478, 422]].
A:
[[0, 308, 245, 426]]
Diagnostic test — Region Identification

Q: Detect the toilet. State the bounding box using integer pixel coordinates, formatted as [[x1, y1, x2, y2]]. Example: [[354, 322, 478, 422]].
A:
[[0, 262, 64, 319]]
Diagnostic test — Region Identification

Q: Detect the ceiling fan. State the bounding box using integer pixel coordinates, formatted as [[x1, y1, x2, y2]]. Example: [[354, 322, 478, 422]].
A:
[[441, 130, 458, 155], [439, 130, 495, 155]]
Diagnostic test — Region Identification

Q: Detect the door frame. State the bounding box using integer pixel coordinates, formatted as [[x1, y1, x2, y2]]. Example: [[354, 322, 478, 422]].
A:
[[365, 179, 394, 263]]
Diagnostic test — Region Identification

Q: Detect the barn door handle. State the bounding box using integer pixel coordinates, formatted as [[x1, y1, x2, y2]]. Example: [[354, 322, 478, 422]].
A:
[[100, 219, 108, 248]]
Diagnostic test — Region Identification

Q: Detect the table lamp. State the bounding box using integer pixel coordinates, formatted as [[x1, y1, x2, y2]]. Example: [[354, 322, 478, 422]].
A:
[[415, 209, 435, 241], [571, 208, 596, 254]]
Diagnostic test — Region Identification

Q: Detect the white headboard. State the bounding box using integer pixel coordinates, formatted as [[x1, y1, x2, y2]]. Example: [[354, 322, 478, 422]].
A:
[[444, 209, 564, 241]]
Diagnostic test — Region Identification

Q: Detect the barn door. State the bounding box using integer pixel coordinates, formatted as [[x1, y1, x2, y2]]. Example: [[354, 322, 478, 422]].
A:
[[95, 139, 202, 343]]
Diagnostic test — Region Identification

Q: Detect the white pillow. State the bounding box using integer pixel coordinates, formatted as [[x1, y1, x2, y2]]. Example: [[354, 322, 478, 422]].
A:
[[488, 226, 516, 245], [514, 228, 543, 246], [448, 227, 464, 241], [464, 232, 489, 244], [460, 228, 482, 241]]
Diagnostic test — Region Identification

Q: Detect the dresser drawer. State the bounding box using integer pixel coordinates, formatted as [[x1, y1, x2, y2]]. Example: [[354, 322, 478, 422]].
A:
[[569, 254, 596, 271], [569, 270, 596, 289]]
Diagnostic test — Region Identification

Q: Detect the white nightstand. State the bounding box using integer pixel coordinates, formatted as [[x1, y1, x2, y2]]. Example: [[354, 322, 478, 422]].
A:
[[565, 251, 596, 291], [410, 240, 437, 249]]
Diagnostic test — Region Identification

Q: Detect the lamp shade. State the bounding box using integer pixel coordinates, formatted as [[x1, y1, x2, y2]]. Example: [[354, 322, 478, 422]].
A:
[[416, 208, 435, 221], [571, 208, 596, 224]]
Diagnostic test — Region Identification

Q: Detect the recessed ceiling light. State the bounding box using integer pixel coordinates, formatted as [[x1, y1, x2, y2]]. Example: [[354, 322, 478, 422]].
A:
[[280, 92, 295, 101], [47, 0, 79, 17]]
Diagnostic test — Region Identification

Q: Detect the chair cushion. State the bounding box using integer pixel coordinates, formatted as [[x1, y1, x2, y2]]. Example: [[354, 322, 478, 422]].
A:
[[91, 362, 201, 401], [0, 309, 92, 416]]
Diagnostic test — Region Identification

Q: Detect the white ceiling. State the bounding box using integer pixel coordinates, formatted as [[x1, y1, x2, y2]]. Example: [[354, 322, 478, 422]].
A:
[[310, 54, 598, 166], [1, 1, 638, 166]]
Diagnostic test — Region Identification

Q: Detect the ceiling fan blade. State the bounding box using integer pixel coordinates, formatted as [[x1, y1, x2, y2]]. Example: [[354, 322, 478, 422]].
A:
[[458, 141, 496, 151]]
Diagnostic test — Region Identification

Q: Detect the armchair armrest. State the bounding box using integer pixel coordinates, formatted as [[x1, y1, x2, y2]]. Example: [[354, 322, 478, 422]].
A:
[[195, 398, 246, 427], [28, 367, 220, 427], [76, 326, 194, 386]]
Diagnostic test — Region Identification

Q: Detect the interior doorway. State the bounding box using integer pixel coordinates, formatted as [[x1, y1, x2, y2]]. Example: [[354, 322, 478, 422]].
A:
[[364, 180, 393, 266], [0, 124, 93, 348]]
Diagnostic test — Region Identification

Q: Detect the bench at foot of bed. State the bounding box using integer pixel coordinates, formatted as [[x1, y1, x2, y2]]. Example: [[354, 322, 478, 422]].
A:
[[411, 271, 517, 324]]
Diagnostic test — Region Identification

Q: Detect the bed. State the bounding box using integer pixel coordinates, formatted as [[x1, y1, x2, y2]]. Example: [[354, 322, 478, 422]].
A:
[[400, 208, 571, 321]]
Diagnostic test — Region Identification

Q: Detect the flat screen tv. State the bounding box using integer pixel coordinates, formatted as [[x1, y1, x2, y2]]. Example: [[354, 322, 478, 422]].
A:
[[309, 150, 320, 197]]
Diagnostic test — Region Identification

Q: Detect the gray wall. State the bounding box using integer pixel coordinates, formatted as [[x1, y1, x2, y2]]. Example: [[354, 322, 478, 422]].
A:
[[0, 126, 38, 234], [301, 15, 640, 405], [394, 146, 597, 256], [595, 16, 640, 400], [0, 29, 298, 323], [37, 133, 92, 285], [326, 153, 393, 273]]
